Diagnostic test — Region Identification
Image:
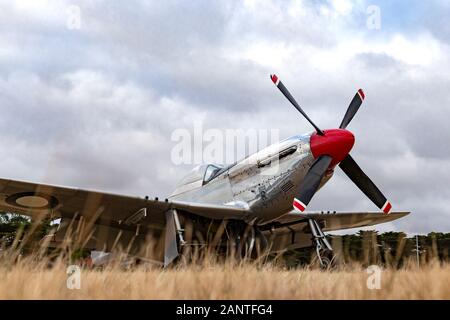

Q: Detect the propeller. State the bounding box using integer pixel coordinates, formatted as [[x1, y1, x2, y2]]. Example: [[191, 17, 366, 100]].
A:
[[270, 74, 392, 214], [270, 74, 324, 135], [293, 155, 332, 212], [339, 89, 365, 129], [339, 154, 392, 214]]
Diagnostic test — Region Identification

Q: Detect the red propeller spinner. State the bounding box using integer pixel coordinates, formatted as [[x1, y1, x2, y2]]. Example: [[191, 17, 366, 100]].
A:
[[310, 129, 355, 168]]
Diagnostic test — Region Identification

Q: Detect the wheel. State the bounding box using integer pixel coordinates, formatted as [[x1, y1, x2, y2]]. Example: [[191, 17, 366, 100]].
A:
[[319, 256, 332, 270], [311, 249, 337, 270]]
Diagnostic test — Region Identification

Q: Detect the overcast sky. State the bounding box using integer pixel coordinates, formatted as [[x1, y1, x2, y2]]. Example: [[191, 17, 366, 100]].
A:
[[0, 0, 449, 234]]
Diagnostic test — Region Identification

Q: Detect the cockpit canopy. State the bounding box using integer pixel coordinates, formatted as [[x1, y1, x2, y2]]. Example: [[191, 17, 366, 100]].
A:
[[171, 164, 224, 197]]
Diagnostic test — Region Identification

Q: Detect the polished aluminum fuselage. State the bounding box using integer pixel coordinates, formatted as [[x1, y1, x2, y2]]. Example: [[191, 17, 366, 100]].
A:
[[169, 132, 333, 224]]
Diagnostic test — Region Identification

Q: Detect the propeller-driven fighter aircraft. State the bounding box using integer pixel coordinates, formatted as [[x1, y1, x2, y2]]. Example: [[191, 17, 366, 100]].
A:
[[0, 75, 409, 267]]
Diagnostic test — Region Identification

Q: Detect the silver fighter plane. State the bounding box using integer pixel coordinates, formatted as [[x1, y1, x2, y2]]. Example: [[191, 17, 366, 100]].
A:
[[0, 74, 409, 267]]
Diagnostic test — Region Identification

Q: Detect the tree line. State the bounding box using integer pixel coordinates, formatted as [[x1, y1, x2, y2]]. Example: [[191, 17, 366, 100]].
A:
[[1, 213, 449, 266], [286, 230, 450, 267]]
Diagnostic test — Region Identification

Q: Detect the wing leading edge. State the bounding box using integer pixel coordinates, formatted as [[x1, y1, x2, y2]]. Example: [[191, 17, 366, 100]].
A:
[[0, 177, 250, 238]]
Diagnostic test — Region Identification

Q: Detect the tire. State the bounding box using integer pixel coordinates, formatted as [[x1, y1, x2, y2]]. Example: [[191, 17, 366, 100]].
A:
[[311, 249, 337, 270]]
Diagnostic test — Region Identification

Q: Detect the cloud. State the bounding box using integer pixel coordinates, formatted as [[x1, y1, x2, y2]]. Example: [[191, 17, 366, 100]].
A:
[[0, 0, 449, 234]]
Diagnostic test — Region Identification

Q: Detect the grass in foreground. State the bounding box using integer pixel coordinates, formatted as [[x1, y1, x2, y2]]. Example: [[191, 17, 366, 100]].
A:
[[0, 258, 449, 299], [1, 218, 448, 300]]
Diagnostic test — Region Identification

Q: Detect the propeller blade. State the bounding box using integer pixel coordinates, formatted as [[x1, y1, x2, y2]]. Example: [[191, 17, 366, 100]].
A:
[[292, 155, 332, 212], [339, 154, 392, 214], [270, 74, 324, 135], [339, 89, 365, 129]]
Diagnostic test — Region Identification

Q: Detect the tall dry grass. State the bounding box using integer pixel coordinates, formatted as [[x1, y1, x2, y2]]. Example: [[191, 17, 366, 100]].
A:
[[0, 255, 449, 299], [0, 218, 449, 300]]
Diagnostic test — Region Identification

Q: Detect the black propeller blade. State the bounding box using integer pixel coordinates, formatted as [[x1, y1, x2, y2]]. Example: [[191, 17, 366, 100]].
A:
[[339, 89, 365, 129], [270, 74, 325, 136], [339, 154, 392, 214], [293, 155, 332, 212]]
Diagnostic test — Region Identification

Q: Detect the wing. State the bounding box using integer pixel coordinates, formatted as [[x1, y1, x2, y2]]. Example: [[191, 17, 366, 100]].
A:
[[264, 211, 409, 252], [0, 178, 249, 221], [0, 179, 249, 264], [0, 178, 169, 229], [0, 177, 250, 255], [271, 211, 410, 232]]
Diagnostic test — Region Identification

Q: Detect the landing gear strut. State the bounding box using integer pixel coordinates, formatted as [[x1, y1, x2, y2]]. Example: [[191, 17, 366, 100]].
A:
[[308, 219, 335, 269], [227, 222, 268, 260]]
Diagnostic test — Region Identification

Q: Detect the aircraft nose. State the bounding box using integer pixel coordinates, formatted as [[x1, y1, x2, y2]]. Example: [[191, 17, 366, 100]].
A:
[[310, 129, 355, 167]]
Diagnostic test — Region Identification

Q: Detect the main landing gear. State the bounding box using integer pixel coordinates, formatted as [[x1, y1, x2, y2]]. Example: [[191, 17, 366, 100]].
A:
[[165, 212, 270, 266], [308, 219, 336, 269], [224, 221, 268, 260]]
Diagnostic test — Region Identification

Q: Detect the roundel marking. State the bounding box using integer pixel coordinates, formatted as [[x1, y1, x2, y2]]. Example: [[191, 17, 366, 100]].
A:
[[5, 192, 59, 210]]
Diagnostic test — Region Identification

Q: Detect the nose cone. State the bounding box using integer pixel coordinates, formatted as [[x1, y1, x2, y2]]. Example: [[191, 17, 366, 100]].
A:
[[310, 129, 355, 167]]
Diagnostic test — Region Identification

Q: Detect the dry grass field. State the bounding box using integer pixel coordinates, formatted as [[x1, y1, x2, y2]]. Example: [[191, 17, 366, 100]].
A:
[[0, 258, 449, 299], [1, 222, 449, 300]]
